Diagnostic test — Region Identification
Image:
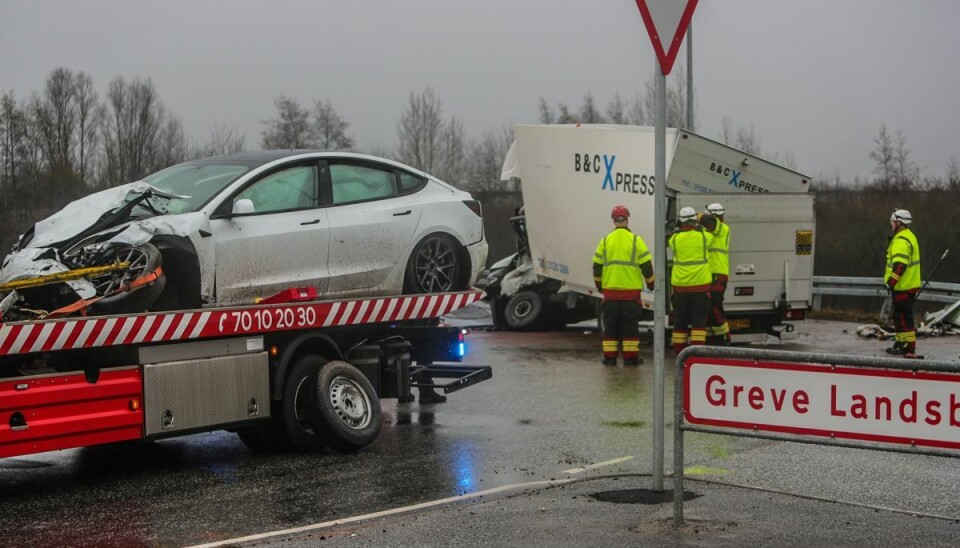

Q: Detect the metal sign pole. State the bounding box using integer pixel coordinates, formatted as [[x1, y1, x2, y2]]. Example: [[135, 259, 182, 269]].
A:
[[686, 22, 694, 131], [652, 64, 668, 492]]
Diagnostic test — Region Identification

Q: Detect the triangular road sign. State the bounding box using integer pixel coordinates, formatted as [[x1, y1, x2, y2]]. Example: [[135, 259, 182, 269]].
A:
[[635, 0, 698, 75]]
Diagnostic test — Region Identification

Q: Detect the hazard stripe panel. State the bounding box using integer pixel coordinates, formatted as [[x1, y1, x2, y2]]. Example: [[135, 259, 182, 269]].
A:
[[796, 230, 813, 255], [0, 290, 482, 358]]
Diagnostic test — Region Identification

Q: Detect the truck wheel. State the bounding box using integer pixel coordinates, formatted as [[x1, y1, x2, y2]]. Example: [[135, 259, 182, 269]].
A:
[[280, 355, 328, 452], [236, 418, 292, 453], [308, 360, 382, 452], [235, 401, 296, 452], [504, 290, 543, 330]]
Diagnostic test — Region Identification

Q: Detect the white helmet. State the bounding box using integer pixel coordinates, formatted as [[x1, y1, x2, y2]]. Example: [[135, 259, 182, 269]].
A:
[[706, 202, 725, 216], [678, 206, 698, 223], [890, 209, 912, 225]]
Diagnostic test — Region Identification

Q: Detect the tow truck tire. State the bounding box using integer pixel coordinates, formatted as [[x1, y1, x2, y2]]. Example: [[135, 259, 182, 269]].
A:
[[236, 414, 294, 453], [503, 290, 543, 330], [280, 355, 329, 452], [308, 360, 382, 452]]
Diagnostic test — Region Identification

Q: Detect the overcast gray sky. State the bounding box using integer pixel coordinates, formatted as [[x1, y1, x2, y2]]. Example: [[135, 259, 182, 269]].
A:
[[1, 0, 958, 181]]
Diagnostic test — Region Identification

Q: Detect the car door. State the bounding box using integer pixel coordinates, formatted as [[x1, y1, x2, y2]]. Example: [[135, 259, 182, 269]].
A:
[[324, 161, 423, 294], [208, 162, 330, 304]]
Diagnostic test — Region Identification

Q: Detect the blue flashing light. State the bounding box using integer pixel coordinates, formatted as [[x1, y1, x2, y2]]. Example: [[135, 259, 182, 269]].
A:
[[458, 342, 466, 357]]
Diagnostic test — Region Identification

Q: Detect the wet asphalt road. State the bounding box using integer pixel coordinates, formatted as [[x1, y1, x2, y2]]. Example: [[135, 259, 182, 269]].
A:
[[0, 305, 958, 547]]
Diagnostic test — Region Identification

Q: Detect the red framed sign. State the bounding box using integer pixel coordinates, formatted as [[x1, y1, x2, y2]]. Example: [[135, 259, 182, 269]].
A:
[[684, 357, 960, 451], [634, 0, 698, 75]]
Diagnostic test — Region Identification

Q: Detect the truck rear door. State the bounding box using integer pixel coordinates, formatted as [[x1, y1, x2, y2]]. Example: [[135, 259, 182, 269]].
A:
[[676, 192, 815, 315]]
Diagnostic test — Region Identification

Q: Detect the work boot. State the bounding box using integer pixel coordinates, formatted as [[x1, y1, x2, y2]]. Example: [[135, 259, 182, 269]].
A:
[[601, 358, 618, 366], [623, 358, 643, 366], [885, 342, 907, 355], [397, 394, 415, 404], [418, 389, 447, 404]]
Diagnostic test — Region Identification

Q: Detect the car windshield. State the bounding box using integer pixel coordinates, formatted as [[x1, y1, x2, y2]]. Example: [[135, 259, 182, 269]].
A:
[[143, 163, 250, 213]]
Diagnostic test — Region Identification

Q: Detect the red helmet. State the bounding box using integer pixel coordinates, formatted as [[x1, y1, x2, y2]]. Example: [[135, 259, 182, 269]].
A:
[[611, 205, 630, 220]]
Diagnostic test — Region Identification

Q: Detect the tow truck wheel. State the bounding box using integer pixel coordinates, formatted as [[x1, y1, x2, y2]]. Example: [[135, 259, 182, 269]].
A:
[[308, 360, 382, 452], [280, 355, 329, 452], [235, 412, 294, 453]]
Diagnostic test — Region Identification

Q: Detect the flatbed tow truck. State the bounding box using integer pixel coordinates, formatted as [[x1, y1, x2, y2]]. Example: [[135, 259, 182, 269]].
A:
[[0, 288, 490, 458]]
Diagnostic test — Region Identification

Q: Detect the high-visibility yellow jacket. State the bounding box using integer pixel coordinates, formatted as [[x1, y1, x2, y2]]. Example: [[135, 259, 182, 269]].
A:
[[593, 228, 653, 295], [885, 227, 921, 291], [668, 227, 713, 291], [707, 220, 730, 276]]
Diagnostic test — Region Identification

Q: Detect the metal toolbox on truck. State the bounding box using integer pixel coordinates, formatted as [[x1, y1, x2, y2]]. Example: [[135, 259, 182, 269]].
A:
[[141, 337, 270, 437]]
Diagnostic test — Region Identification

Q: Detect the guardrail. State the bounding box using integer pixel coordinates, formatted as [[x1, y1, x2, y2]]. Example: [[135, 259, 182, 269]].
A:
[[812, 276, 960, 310]]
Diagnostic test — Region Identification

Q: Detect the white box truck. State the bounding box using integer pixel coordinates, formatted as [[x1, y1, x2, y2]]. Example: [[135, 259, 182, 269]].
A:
[[492, 124, 815, 342]]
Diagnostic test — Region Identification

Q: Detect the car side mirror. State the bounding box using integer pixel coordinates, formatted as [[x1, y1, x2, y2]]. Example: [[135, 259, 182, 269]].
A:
[[232, 199, 255, 215]]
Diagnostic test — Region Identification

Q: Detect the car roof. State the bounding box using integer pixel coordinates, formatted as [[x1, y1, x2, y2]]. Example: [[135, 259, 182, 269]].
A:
[[185, 150, 451, 189], [194, 150, 323, 166]]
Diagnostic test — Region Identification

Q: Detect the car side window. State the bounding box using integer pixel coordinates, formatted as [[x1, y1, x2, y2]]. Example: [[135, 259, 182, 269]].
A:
[[233, 165, 317, 214], [330, 164, 397, 204], [398, 171, 426, 194]]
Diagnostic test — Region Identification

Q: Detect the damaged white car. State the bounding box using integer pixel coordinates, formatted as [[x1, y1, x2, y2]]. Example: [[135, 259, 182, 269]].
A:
[[0, 151, 488, 320]]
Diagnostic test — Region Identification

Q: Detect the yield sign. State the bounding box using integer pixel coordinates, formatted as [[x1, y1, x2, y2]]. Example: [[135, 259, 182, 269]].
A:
[[634, 0, 698, 75]]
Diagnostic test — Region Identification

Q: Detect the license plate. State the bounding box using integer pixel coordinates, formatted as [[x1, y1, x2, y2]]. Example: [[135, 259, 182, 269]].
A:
[[728, 318, 751, 330]]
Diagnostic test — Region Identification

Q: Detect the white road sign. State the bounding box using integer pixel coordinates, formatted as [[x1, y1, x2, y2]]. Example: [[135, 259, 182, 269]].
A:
[[685, 358, 960, 450]]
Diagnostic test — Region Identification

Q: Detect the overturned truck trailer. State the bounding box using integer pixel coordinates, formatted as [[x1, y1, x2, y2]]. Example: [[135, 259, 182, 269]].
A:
[[495, 124, 815, 342]]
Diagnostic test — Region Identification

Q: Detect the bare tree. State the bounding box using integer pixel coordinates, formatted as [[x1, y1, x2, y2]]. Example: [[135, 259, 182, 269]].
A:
[[606, 93, 627, 124], [365, 143, 395, 161], [735, 123, 762, 155], [947, 157, 960, 192], [32, 68, 78, 171], [892, 129, 919, 191], [718, 116, 735, 146], [869, 123, 895, 191], [101, 76, 173, 185], [312, 99, 354, 151], [466, 126, 514, 192], [627, 93, 646, 125], [643, 69, 687, 129], [155, 116, 189, 168], [767, 149, 799, 172], [396, 87, 445, 174], [537, 97, 555, 124], [0, 92, 30, 192], [556, 103, 577, 124], [74, 72, 100, 183], [578, 93, 605, 123], [437, 116, 468, 184], [260, 95, 315, 149], [194, 123, 246, 158]]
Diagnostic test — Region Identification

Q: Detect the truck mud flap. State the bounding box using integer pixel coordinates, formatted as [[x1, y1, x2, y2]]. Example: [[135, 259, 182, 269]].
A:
[[410, 365, 492, 394]]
